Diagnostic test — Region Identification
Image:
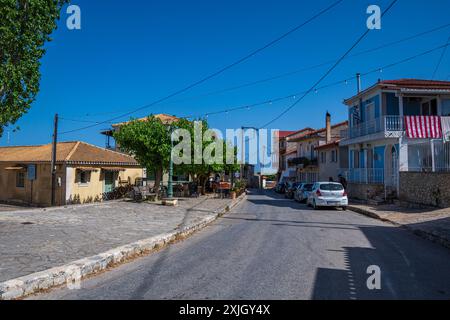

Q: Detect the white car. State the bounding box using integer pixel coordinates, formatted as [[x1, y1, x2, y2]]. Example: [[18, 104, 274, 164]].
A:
[[307, 182, 348, 210], [294, 183, 314, 203]]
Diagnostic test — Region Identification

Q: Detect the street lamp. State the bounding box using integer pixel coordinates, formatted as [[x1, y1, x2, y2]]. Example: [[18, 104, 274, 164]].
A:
[[240, 126, 259, 180], [167, 125, 174, 199]]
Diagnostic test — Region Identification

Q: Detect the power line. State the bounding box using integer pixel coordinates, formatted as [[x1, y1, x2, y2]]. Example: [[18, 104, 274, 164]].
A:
[[362, 42, 450, 76], [259, 0, 399, 129], [432, 35, 450, 79], [176, 22, 450, 103], [59, 0, 344, 135], [183, 42, 450, 119], [73, 22, 450, 118], [59, 42, 450, 124], [59, 117, 113, 124]]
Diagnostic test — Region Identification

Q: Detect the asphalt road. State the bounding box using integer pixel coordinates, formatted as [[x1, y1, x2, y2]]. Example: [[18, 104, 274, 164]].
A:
[[32, 190, 450, 300]]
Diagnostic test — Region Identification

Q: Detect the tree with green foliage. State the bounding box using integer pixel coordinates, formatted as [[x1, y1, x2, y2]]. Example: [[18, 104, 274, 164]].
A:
[[114, 116, 240, 195], [113, 115, 172, 194], [173, 118, 239, 192], [0, 0, 68, 136]]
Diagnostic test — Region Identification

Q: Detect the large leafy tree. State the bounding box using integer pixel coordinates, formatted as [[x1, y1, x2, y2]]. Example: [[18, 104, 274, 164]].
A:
[[0, 0, 68, 136], [114, 116, 239, 195], [113, 115, 172, 194], [173, 118, 239, 192]]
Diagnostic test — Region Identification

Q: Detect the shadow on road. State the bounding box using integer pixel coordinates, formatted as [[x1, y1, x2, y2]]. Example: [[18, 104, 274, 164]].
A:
[[311, 223, 450, 300]]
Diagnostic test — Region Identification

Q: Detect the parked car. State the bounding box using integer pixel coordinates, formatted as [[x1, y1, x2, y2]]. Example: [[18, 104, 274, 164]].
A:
[[307, 182, 348, 210], [283, 181, 293, 197], [275, 183, 284, 193], [294, 183, 314, 203], [285, 182, 301, 199], [275, 182, 287, 194]]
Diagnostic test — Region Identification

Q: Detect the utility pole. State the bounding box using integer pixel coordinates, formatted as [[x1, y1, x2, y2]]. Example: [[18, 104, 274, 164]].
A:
[[167, 125, 174, 199], [240, 126, 259, 181], [50, 114, 58, 206], [240, 127, 245, 180], [261, 145, 266, 190]]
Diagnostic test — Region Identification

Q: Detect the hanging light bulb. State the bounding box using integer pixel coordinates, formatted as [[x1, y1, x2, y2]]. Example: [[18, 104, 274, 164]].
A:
[[345, 80, 348, 85], [379, 68, 383, 73], [293, 95, 296, 99], [314, 88, 318, 94]]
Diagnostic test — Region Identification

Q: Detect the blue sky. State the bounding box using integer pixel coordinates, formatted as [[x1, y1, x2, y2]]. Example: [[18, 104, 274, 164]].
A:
[[1, 0, 450, 153]]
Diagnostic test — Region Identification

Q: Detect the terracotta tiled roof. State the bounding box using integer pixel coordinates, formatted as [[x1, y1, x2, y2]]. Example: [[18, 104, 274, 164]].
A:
[[379, 79, 450, 89], [345, 79, 450, 104], [315, 140, 341, 150], [112, 114, 180, 127], [285, 128, 315, 138], [278, 131, 297, 139], [0, 141, 139, 165], [287, 121, 348, 142]]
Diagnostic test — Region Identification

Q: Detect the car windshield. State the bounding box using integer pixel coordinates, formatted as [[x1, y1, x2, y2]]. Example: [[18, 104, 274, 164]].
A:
[[303, 184, 313, 191], [319, 183, 344, 191]]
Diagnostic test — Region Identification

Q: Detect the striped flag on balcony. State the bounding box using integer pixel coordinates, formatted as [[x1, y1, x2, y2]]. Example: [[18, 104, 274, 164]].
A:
[[404, 115, 442, 139]]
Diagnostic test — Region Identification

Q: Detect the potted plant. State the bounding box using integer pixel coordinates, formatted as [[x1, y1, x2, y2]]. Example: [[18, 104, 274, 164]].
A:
[[230, 187, 238, 200]]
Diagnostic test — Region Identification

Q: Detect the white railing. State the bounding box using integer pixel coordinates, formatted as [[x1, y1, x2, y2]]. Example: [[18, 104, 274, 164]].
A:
[[385, 115, 404, 132], [407, 140, 450, 172], [297, 172, 319, 184], [341, 116, 404, 140], [343, 168, 385, 184]]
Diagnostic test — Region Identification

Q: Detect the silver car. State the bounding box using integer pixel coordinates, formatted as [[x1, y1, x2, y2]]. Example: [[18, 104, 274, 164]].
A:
[[294, 183, 314, 203], [307, 182, 348, 210]]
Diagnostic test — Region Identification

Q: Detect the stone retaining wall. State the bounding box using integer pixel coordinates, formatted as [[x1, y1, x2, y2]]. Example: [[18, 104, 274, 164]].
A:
[[399, 172, 450, 208], [347, 182, 384, 200]]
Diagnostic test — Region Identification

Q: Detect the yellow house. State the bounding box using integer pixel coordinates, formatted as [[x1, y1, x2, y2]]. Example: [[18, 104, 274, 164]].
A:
[[0, 141, 144, 207]]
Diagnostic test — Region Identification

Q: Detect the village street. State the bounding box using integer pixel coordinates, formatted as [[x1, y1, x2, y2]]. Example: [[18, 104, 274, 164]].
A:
[[31, 190, 450, 300]]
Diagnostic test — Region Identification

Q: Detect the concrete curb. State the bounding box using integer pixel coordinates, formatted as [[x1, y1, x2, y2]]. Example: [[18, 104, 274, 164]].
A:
[[0, 194, 246, 300], [348, 205, 450, 250]]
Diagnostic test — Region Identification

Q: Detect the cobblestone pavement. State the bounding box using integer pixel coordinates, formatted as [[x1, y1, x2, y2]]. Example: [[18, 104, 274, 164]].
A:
[[0, 204, 33, 212], [0, 196, 231, 282], [349, 204, 450, 248]]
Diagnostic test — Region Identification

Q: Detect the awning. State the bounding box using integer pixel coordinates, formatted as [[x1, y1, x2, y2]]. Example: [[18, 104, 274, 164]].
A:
[[76, 167, 99, 172], [5, 166, 26, 171], [101, 167, 126, 172]]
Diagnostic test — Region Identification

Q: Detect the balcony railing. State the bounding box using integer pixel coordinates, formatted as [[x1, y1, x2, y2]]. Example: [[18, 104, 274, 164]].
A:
[[288, 157, 318, 168], [341, 116, 404, 140], [341, 168, 385, 184]]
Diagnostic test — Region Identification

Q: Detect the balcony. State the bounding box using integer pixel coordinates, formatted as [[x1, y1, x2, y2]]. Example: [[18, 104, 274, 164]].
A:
[[340, 116, 404, 145], [288, 157, 318, 168]]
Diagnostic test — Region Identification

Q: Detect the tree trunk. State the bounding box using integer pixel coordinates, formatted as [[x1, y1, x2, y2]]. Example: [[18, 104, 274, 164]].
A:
[[154, 167, 163, 198], [202, 177, 207, 195]]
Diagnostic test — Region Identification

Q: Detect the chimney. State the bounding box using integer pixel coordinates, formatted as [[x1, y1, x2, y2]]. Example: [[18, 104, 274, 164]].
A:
[[356, 73, 361, 94], [326, 112, 331, 144]]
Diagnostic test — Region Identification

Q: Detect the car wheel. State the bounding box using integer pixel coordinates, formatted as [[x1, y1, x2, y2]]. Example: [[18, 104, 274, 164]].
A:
[[342, 206, 347, 211]]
